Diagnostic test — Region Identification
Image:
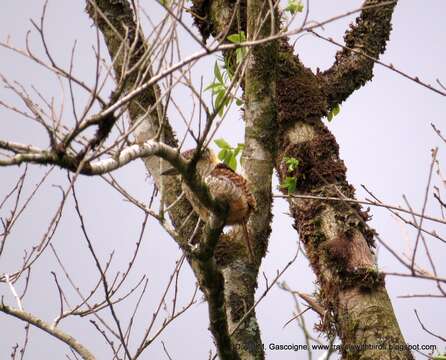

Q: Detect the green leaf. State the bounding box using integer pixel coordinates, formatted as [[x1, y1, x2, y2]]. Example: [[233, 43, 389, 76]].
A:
[[218, 148, 228, 161], [332, 103, 340, 116], [214, 61, 223, 83], [214, 91, 225, 115], [205, 82, 225, 94], [327, 104, 341, 122], [228, 154, 237, 171], [228, 32, 247, 65], [204, 82, 216, 91], [223, 57, 233, 78], [284, 156, 299, 172], [227, 31, 246, 44], [285, 0, 303, 15], [214, 138, 231, 149], [235, 48, 245, 65], [215, 140, 245, 171], [235, 98, 243, 106], [281, 176, 297, 193], [227, 34, 241, 43]]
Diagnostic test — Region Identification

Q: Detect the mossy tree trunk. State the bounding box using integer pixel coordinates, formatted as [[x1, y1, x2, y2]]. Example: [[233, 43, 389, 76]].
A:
[[87, 0, 413, 359]]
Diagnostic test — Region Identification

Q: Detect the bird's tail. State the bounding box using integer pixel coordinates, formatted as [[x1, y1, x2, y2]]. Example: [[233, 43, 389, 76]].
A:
[[242, 222, 254, 262]]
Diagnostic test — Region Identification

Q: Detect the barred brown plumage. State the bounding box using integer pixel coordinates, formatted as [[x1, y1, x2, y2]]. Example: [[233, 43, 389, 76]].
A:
[[206, 163, 256, 224], [163, 148, 256, 261]]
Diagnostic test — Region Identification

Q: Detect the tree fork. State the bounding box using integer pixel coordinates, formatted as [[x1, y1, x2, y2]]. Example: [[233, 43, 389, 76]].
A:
[[274, 39, 412, 359], [190, 0, 413, 358], [86, 2, 241, 359]]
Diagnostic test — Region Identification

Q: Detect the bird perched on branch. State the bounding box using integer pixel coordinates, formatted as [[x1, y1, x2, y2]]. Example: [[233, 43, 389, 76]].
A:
[[162, 148, 256, 261]]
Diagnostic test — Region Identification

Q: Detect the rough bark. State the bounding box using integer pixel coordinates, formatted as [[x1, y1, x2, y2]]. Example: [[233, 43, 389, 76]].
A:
[[86, 1, 239, 358], [190, 0, 413, 359], [216, 0, 279, 358], [320, 0, 397, 109], [274, 1, 412, 357]]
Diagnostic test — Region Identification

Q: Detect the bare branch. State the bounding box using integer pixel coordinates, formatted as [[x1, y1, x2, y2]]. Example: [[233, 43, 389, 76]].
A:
[[0, 303, 96, 360]]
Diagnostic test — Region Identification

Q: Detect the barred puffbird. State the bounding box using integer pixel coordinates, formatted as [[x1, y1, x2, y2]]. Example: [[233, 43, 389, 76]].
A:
[[162, 148, 256, 261]]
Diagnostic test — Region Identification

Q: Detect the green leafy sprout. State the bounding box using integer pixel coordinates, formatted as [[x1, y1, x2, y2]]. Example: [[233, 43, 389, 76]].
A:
[[281, 176, 297, 193], [285, 0, 304, 15], [205, 62, 232, 116], [327, 103, 341, 122], [205, 32, 246, 116], [281, 156, 300, 193], [214, 139, 244, 171], [284, 156, 299, 172], [227, 31, 247, 67]]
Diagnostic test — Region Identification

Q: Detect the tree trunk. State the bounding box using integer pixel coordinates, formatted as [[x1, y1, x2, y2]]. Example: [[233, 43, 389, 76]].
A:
[[87, 0, 413, 358], [190, 0, 413, 359]]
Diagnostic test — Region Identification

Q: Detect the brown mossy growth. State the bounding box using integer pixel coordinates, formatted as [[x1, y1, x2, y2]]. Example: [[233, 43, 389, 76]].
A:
[[222, 49, 238, 80], [324, 183, 377, 248], [289, 203, 325, 278], [190, 0, 247, 43], [248, 42, 278, 94], [225, 0, 247, 40], [214, 234, 246, 267], [314, 286, 338, 336], [315, 269, 385, 342], [344, 0, 394, 58], [339, 268, 385, 291], [254, 222, 272, 261], [325, 235, 352, 267], [314, 316, 337, 338], [277, 41, 327, 126], [355, 206, 377, 247], [86, 0, 133, 32], [228, 292, 245, 322], [279, 125, 347, 193], [51, 153, 91, 174], [314, 258, 342, 332], [293, 205, 325, 245], [190, 0, 212, 42], [319, 1, 396, 108], [320, 57, 373, 109], [310, 182, 376, 249], [362, 226, 377, 247]]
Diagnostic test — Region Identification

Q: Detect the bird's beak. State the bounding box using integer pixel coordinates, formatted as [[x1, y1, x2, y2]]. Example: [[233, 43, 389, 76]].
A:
[[161, 167, 180, 176]]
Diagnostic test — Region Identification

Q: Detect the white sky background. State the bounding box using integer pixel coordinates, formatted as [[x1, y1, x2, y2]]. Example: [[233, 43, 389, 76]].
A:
[[0, 0, 445, 359]]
